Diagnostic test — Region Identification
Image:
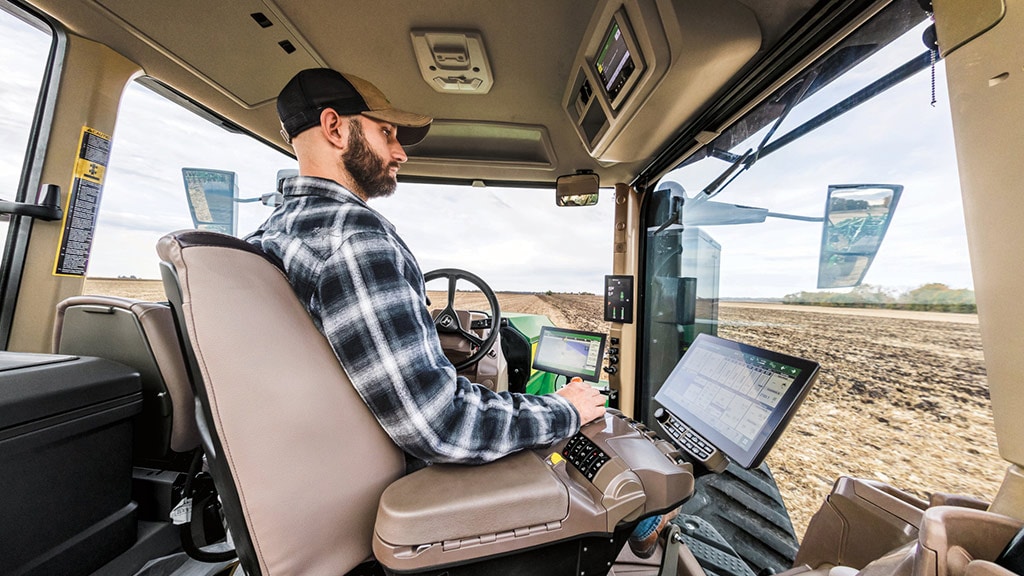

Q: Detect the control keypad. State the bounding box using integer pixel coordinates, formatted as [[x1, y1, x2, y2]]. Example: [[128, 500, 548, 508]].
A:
[[661, 415, 715, 460], [563, 433, 610, 481]]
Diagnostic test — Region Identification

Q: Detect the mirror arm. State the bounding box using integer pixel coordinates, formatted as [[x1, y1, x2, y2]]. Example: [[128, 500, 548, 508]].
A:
[[766, 212, 823, 222]]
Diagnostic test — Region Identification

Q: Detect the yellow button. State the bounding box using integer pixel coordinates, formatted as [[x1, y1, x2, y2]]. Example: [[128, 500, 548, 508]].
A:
[[548, 453, 564, 466]]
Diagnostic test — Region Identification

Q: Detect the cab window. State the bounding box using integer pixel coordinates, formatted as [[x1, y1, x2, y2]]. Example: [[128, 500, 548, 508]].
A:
[[643, 20, 991, 538], [0, 5, 55, 313], [86, 79, 297, 298]]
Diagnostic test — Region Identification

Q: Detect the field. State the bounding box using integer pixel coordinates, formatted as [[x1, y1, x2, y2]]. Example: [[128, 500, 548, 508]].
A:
[[87, 279, 1002, 540], [427, 292, 1001, 538]]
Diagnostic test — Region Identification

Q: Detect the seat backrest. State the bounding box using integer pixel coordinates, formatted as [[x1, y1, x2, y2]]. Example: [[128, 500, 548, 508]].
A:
[[156, 230, 406, 576], [53, 294, 200, 464]]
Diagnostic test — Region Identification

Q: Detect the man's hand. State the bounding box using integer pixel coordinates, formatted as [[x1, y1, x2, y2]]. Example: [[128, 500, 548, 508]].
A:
[[556, 377, 606, 425]]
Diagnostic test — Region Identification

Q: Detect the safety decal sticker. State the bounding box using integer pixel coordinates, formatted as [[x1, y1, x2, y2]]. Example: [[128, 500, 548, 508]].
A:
[[54, 126, 111, 276]]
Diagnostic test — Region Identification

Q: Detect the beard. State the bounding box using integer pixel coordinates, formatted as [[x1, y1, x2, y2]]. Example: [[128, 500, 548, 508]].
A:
[[343, 119, 399, 199]]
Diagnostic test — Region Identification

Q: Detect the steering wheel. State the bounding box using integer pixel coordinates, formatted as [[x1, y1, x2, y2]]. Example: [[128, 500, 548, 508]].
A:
[[423, 268, 501, 371]]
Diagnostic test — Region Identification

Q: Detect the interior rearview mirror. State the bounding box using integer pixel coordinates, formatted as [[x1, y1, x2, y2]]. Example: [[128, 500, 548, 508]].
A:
[[817, 184, 902, 289], [556, 172, 599, 207]]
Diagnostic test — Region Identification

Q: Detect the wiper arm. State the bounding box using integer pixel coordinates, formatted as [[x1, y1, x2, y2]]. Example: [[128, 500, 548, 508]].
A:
[[701, 148, 752, 198], [697, 72, 817, 200]]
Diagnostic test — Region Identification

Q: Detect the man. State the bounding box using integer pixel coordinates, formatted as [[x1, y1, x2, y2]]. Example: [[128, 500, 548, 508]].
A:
[[246, 68, 607, 467]]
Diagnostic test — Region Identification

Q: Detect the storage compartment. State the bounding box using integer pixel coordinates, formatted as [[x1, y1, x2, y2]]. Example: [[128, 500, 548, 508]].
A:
[[0, 352, 142, 576]]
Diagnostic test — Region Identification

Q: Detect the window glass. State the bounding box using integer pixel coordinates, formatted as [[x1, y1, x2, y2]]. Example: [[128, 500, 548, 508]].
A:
[[374, 183, 614, 294], [87, 80, 297, 299], [88, 80, 616, 305], [0, 6, 53, 259], [645, 20, 993, 538]]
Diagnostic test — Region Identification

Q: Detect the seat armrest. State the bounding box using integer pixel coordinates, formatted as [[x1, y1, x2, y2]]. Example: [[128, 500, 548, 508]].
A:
[[375, 450, 569, 547]]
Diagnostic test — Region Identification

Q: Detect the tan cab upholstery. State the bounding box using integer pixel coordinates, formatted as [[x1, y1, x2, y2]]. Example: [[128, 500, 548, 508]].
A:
[[156, 230, 405, 576], [53, 295, 200, 461]]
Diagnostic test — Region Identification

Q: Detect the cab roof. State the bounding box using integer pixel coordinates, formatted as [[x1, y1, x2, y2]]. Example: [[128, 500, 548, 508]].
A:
[[27, 0, 900, 188]]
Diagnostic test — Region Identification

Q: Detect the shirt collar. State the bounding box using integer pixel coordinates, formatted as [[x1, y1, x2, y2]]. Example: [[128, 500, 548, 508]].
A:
[[282, 175, 366, 206], [281, 175, 398, 231]]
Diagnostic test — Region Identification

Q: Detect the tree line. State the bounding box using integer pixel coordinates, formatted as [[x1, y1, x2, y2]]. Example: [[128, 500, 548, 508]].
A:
[[782, 283, 976, 313]]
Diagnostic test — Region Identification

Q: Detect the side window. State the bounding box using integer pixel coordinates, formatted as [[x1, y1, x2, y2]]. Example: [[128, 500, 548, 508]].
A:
[[87, 80, 296, 300], [643, 18, 990, 538], [0, 5, 54, 270]]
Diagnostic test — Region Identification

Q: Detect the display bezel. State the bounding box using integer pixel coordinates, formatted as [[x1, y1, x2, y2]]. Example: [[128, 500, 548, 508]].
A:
[[654, 333, 819, 469], [532, 326, 607, 382], [591, 9, 644, 111]]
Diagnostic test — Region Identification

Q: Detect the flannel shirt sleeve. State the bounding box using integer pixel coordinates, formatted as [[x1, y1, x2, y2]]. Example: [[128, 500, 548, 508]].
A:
[[313, 229, 581, 464]]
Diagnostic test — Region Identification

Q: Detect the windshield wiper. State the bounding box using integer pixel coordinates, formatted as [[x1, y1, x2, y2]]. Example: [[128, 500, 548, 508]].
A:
[[693, 50, 932, 200], [699, 72, 817, 199]]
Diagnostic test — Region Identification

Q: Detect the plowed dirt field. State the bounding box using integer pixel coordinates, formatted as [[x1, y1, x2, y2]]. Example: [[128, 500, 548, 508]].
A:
[[428, 291, 1001, 538], [88, 278, 1001, 540]]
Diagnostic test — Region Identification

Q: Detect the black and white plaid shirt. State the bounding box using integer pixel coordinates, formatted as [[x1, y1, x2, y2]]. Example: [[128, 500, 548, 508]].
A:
[[246, 176, 579, 464]]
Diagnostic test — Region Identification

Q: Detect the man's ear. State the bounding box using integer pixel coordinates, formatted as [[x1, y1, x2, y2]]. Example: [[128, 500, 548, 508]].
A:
[[318, 108, 349, 151]]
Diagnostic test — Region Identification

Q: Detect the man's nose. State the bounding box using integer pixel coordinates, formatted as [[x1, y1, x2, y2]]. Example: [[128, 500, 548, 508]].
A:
[[391, 139, 408, 164]]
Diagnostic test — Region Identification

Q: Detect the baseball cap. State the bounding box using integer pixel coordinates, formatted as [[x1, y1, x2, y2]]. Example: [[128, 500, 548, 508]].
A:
[[277, 68, 432, 146]]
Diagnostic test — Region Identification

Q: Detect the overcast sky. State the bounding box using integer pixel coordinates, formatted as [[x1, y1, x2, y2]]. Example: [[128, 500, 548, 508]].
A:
[[1, 14, 972, 298]]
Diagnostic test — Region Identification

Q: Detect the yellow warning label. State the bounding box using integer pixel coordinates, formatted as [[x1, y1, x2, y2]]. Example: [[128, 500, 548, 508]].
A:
[[74, 157, 106, 183], [53, 125, 112, 277]]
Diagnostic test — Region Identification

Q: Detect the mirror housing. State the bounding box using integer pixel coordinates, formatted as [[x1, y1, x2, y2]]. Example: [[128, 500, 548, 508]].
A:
[[181, 168, 240, 236], [817, 184, 902, 288], [556, 171, 599, 207]]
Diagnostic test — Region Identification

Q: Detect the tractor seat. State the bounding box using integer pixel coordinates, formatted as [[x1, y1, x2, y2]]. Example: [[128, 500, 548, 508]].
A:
[[53, 294, 199, 469]]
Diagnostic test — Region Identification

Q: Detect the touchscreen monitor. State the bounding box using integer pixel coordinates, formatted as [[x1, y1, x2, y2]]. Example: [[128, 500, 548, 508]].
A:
[[592, 10, 643, 109], [654, 333, 818, 468], [532, 326, 607, 382]]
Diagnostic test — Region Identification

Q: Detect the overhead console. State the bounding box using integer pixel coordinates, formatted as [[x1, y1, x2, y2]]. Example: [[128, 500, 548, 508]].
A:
[[563, 0, 762, 163]]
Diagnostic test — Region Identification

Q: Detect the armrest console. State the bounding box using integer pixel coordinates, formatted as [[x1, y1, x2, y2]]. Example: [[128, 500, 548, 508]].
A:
[[375, 450, 568, 546], [373, 410, 695, 575]]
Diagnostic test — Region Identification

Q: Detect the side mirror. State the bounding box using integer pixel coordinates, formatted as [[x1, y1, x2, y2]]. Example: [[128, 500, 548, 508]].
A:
[[556, 172, 599, 207], [817, 184, 902, 288], [181, 168, 240, 236]]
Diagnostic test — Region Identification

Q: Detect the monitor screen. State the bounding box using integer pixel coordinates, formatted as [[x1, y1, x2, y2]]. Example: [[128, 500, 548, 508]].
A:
[[532, 326, 607, 382], [593, 16, 636, 103], [654, 334, 818, 468]]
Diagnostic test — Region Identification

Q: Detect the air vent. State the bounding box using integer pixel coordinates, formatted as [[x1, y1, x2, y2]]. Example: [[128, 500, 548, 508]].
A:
[[93, 0, 324, 106], [250, 12, 273, 28]]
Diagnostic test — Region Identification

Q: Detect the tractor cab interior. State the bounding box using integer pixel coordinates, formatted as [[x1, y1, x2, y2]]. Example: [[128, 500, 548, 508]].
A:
[[2, 0, 1024, 575], [155, 229, 696, 575]]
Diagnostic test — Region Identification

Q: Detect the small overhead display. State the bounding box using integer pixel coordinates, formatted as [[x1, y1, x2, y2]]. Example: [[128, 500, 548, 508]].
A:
[[592, 10, 642, 109], [594, 19, 635, 102]]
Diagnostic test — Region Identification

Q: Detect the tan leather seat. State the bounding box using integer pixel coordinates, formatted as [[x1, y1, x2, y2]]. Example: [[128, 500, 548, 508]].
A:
[[156, 229, 696, 576], [157, 230, 406, 575], [53, 295, 199, 467], [794, 477, 1024, 576]]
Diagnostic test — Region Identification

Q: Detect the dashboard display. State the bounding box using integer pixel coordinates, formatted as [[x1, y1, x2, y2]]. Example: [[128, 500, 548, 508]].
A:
[[533, 326, 607, 382], [654, 334, 818, 468]]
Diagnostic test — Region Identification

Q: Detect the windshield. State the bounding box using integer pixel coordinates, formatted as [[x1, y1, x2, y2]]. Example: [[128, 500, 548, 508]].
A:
[[642, 15, 993, 539]]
